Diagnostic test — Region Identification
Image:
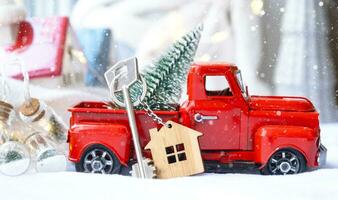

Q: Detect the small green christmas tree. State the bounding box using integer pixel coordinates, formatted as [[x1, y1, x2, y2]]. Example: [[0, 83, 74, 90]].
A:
[[127, 25, 203, 110], [4, 151, 22, 163], [48, 115, 67, 142]]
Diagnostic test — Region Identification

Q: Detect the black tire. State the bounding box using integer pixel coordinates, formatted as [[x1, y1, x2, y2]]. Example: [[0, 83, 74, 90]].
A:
[[261, 148, 306, 175], [75, 144, 121, 174]]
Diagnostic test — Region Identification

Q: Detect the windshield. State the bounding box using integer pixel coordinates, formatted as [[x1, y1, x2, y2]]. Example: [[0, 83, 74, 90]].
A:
[[235, 70, 248, 99]]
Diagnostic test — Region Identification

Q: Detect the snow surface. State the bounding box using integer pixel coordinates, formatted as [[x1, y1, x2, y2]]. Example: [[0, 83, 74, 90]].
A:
[[0, 79, 337, 200]]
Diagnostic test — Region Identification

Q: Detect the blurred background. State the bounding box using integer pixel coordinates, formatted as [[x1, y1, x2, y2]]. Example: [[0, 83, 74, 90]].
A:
[[7, 0, 338, 122]]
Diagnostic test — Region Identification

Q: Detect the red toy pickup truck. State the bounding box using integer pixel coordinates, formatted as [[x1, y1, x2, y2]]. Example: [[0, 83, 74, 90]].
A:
[[68, 63, 327, 175]]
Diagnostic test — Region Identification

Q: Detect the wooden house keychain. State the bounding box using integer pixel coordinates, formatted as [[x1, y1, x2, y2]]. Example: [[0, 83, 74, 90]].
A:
[[145, 120, 204, 179]]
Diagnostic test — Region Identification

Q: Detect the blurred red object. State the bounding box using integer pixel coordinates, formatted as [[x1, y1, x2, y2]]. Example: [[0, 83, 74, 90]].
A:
[[1, 16, 68, 80]]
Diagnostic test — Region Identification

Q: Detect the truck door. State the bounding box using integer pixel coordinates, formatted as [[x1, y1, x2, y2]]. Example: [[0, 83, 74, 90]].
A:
[[192, 75, 242, 150]]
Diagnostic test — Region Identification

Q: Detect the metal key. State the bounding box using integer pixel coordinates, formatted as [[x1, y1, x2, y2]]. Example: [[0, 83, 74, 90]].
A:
[[105, 57, 152, 178]]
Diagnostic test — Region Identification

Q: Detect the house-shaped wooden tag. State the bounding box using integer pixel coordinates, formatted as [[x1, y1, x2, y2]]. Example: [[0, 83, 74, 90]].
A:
[[145, 121, 204, 179]]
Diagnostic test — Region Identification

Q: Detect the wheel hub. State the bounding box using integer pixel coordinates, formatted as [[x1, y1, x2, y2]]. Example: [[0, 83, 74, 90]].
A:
[[92, 160, 103, 171], [280, 161, 291, 173]]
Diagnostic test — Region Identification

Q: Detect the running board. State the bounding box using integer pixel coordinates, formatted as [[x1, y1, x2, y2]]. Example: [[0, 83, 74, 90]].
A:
[[203, 160, 261, 173]]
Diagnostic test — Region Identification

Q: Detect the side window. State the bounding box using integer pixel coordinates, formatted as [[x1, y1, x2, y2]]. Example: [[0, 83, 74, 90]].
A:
[[205, 75, 233, 96]]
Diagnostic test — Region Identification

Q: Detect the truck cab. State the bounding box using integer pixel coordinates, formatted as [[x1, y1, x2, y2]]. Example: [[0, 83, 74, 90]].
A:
[[68, 62, 327, 175], [182, 63, 248, 151]]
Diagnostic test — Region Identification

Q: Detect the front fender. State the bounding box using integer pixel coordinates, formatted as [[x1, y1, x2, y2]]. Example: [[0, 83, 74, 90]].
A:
[[254, 125, 319, 168], [68, 124, 131, 165]]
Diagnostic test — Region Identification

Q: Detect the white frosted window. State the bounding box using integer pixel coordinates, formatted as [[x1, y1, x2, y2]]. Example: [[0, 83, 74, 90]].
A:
[[205, 76, 232, 96]]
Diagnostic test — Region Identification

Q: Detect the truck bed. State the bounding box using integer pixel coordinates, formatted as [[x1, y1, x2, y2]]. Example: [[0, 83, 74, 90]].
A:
[[69, 101, 180, 147]]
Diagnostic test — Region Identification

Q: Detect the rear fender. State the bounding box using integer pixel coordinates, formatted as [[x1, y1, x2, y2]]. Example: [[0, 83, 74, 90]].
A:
[[68, 124, 131, 165], [254, 125, 319, 168]]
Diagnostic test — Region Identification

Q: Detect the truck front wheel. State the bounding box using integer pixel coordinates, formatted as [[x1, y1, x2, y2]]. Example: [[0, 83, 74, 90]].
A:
[[261, 149, 306, 175], [76, 145, 121, 174]]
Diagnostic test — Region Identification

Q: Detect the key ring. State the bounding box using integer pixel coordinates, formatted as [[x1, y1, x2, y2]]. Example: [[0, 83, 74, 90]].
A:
[[109, 75, 147, 107]]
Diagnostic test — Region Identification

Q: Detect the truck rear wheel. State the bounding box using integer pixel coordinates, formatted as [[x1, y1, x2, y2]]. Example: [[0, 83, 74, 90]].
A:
[[76, 145, 121, 174], [261, 149, 306, 175]]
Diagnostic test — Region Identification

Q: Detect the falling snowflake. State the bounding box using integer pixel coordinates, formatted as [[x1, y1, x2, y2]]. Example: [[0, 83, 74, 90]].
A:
[[276, 111, 282, 116]]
